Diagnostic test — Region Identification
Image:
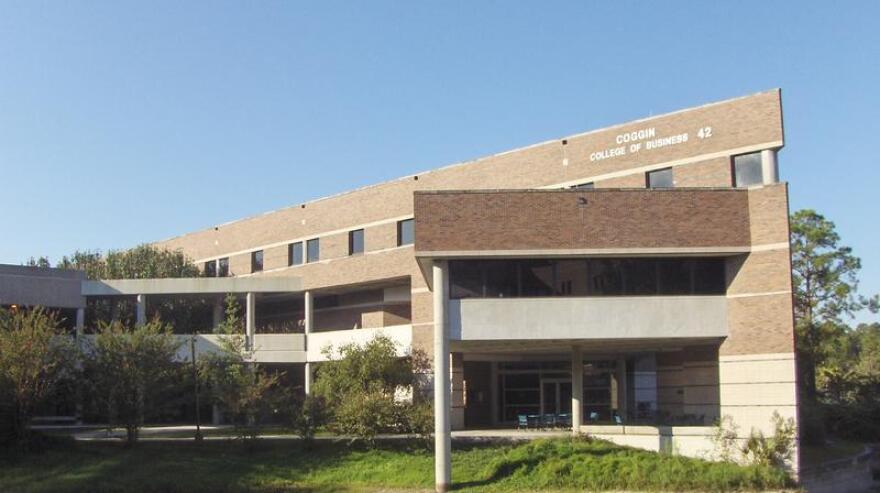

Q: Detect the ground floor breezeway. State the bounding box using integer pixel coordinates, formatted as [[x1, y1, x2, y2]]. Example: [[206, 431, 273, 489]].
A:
[[453, 345, 722, 431]]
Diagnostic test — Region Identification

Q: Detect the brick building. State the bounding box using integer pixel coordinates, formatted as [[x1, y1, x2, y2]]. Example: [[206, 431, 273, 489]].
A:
[[0, 89, 798, 490]]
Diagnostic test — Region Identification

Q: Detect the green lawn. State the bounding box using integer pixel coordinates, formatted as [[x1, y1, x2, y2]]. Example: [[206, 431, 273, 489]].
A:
[[0, 437, 795, 493]]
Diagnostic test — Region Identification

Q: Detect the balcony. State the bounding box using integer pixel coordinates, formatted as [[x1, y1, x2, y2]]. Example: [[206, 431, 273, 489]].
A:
[[448, 296, 727, 342]]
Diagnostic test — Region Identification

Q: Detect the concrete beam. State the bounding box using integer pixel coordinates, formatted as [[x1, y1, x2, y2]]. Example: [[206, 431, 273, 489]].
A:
[[82, 277, 302, 296]]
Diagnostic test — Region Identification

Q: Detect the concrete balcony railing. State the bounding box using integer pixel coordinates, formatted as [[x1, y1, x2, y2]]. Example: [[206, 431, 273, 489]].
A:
[[448, 296, 727, 341], [306, 324, 413, 362]]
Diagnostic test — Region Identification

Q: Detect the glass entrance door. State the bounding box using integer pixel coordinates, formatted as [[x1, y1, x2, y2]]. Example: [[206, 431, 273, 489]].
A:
[[540, 379, 572, 415]]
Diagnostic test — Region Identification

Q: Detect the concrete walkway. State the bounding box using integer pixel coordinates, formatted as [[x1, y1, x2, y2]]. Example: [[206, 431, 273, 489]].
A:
[[42, 424, 571, 442]]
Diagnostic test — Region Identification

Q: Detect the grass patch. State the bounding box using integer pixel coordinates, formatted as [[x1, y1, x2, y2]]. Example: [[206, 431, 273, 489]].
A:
[[0, 437, 794, 492]]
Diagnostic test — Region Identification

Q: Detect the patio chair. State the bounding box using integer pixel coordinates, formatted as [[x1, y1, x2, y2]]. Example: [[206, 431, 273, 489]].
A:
[[557, 413, 572, 428], [589, 411, 599, 422], [613, 414, 623, 425], [517, 414, 529, 430], [541, 414, 556, 429], [527, 414, 541, 429]]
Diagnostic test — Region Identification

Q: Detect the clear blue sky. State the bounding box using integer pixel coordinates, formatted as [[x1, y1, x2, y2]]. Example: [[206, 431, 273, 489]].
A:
[[1, 1, 877, 324]]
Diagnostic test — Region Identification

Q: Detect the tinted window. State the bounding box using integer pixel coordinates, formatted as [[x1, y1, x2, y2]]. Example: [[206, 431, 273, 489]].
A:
[[448, 258, 727, 298], [349, 229, 364, 255], [398, 219, 414, 246], [450, 261, 483, 299], [733, 152, 763, 187], [622, 259, 657, 295], [693, 259, 727, 294], [556, 259, 589, 296], [204, 260, 217, 277], [251, 250, 264, 273], [484, 260, 518, 298], [658, 259, 691, 295], [306, 239, 320, 263], [218, 258, 229, 277], [289, 242, 303, 266], [646, 168, 674, 188], [588, 259, 625, 295], [520, 259, 555, 297]]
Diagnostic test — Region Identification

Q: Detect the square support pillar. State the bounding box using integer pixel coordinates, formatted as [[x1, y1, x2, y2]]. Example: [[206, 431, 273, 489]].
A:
[[304, 291, 313, 395], [451, 352, 465, 430], [136, 294, 147, 326], [75, 308, 85, 337], [212, 297, 224, 330], [432, 260, 451, 493], [245, 292, 256, 349], [572, 346, 583, 435]]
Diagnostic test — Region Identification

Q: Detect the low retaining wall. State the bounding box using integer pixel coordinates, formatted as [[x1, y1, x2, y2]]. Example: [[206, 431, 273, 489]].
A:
[[800, 445, 879, 493], [580, 424, 717, 458]]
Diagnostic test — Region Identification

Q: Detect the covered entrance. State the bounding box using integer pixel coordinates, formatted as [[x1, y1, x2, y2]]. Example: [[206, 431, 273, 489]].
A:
[[540, 378, 572, 416]]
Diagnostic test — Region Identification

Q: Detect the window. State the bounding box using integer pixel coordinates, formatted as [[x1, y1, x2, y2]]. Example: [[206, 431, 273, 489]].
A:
[[397, 219, 414, 246], [251, 250, 264, 273], [450, 260, 483, 299], [448, 258, 727, 299], [732, 152, 763, 187], [288, 242, 303, 266], [349, 229, 364, 255], [572, 182, 594, 190], [306, 238, 320, 263], [646, 168, 674, 188], [204, 260, 217, 277], [218, 258, 229, 277]]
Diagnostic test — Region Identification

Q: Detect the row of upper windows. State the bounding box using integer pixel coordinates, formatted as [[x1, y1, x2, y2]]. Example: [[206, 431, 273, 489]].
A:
[[569, 151, 767, 190], [204, 219, 415, 276]]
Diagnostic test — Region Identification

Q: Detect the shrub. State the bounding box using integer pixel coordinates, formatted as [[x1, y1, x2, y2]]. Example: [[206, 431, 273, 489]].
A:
[[82, 320, 183, 446], [0, 307, 77, 450]]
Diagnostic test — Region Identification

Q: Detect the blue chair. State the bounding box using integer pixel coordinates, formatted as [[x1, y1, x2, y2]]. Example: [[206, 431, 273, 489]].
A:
[[517, 414, 528, 430], [589, 411, 599, 422], [541, 414, 556, 429], [614, 414, 624, 425]]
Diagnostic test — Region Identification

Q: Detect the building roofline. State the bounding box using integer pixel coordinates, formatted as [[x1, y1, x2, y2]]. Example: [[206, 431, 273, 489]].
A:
[[154, 89, 781, 245]]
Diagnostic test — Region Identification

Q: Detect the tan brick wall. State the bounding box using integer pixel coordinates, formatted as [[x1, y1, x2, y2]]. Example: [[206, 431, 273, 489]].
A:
[[674, 157, 732, 187], [414, 189, 752, 252], [747, 183, 791, 246], [727, 250, 793, 295], [722, 293, 795, 356]]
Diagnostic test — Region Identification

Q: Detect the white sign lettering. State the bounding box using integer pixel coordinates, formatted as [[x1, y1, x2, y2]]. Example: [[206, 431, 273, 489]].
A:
[[589, 126, 713, 162]]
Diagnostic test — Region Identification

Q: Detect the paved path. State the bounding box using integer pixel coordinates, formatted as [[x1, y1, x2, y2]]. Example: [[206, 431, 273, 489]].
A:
[[38, 424, 570, 442]]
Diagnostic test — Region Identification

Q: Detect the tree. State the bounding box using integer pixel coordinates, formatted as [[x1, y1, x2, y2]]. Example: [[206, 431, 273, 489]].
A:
[[312, 335, 429, 443], [0, 307, 77, 449], [82, 320, 183, 446], [790, 209, 869, 402], [199, 295, 279, 439], [54, 244, 200, 280]]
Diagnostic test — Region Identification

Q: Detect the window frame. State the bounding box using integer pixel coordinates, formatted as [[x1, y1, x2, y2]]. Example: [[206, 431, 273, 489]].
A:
[[646, 167, 674, 188], [251, 250, 264, 273], [348, 229, 365, 256], [397, 218, 414, 246], [204, 260, 217, 277], [288, 242, 303, 266], [218, 257, 229, 277], [731, 152, 764, 188], [306, 238, 320, 263]]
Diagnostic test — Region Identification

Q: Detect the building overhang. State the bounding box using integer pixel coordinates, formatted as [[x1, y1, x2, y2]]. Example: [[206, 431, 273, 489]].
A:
[[82, 276, 303, 296]]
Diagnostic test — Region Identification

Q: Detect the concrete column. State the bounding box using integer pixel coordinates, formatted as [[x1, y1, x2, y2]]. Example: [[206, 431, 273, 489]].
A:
[[245, 292, 255, 349], [212, 298, 224, 330], [75, 308, 85, 337], [304, 291, 313, 395], [761, 149, 779, 184], [136, 294, 146, 326], [616, 357, 628, 421], [571, 346, 583, 435], [451, 352, 465, 430], [432, 260, 451, 493]]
